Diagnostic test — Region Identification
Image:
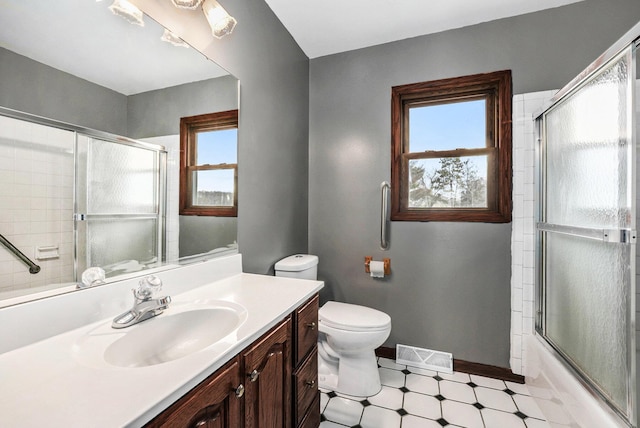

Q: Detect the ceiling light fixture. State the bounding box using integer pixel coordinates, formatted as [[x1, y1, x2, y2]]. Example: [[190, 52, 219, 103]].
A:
[[161, 29, 190, 48], [109, 0, 144, 26], [201, 0, 237, 39], [171, 0, 203, 9]]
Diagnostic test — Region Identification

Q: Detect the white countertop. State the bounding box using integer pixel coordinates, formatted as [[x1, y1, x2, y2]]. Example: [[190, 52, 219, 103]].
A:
[[0, 271, 322, 427]]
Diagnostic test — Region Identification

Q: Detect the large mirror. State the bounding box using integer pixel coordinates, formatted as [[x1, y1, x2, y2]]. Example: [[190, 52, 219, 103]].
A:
[[0, 0, 239, 305]]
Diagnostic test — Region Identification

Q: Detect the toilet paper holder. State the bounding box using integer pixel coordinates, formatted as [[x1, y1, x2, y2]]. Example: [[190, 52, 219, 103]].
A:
[[364, 256, 391, 275]]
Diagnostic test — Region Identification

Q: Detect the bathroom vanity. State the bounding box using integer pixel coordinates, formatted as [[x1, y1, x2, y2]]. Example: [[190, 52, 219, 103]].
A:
[[146, 294, 320, 428], [0, 254, 323, 427]]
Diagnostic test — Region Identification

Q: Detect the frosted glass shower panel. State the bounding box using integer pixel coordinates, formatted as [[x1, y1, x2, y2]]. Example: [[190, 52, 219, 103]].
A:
[[538, 45, 635, 422], [544, 232, 630, 411], [74, 134, 166, 278], [544, 51, 633, 229], [81, 218, 158, 276], [86, 138, 158, 214]]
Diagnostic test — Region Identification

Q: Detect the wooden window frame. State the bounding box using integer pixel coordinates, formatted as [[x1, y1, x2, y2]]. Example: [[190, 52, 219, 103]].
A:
[[180, 110, 238, 217], [391, 70, 512, 223]]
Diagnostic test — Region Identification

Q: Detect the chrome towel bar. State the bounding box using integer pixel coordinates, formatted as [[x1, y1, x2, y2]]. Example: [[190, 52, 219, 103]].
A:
[[0, 233, 40, 274]]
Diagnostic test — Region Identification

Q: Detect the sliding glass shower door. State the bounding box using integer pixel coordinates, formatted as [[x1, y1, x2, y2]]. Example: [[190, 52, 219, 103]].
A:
[[75, 135, 166, 278], [537, 46, 636, 423]]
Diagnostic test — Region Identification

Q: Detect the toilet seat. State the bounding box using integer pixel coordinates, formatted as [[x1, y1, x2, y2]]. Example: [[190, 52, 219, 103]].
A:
[[319, 301, 391, 332]]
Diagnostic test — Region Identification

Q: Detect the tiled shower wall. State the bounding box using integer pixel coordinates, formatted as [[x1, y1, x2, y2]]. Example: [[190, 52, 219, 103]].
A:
[[510, 90, 556, 375], [0, 115, 75, 297]]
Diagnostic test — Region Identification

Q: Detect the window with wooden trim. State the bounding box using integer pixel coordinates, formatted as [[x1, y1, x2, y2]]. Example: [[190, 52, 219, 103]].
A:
[[180, 110, 238, 217], [391, 70, 512, 223]]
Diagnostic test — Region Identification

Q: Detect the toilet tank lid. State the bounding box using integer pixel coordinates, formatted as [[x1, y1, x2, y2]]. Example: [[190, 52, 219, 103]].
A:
[[319, 301, 391, 330], [275, 254, 318, 272]]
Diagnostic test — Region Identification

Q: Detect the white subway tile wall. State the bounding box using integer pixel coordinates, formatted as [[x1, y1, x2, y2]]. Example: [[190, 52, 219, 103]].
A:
[[0, 115, 75, 297], [510, 90, 556, 375]]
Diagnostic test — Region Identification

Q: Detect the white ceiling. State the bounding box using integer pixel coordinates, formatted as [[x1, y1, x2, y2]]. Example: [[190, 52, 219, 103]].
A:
[[264, 0, 585, 58], [0, 0, 228, 95]]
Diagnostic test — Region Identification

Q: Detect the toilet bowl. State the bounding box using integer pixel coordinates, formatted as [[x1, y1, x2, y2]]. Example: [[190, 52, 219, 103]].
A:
[[274, 254, 392, 397], [317, 301, 391, 397]]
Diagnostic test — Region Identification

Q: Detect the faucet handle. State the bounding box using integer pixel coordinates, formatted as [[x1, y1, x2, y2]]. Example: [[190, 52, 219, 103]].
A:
[[135, 275, 163, 300]]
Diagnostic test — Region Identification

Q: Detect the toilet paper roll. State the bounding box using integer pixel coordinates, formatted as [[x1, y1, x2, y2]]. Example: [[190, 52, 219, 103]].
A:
[[370, 260, 385, 278]]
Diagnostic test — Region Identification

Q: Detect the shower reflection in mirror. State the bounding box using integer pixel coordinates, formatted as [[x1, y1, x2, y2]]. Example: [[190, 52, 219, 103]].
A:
[[0, 112, 169, 301]]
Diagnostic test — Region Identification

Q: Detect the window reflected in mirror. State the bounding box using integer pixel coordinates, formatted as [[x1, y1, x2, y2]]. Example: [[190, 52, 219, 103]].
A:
[[180, 110, 239, 217]]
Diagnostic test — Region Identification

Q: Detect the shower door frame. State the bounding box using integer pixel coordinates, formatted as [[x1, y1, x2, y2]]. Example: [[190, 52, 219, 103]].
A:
[[534, 23, 640, 427]]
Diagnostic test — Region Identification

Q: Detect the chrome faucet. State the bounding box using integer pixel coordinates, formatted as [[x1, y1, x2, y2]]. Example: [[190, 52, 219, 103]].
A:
[[112, 275, 171, 329]]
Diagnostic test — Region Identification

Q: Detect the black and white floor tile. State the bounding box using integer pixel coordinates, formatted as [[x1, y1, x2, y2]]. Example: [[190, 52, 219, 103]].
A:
[[320, 357, 550, 428]]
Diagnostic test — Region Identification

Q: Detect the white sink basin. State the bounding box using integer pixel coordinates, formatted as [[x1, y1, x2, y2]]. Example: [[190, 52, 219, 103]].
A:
[[73, 300, 247, 368]]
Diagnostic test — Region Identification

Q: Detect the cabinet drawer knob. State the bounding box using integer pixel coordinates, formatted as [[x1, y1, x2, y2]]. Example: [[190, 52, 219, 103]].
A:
[[234, 384, 245, 398], [249, 369, 260, 382], [305, 380, 316, 388], [306, 322, 316, 330]]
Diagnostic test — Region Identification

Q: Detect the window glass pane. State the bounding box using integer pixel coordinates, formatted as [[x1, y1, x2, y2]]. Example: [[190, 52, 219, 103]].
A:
[[196, 129, 237, 165], [408, 155, 487, 208], [409, 99, 486, 152], [192, 169, 235, 206]]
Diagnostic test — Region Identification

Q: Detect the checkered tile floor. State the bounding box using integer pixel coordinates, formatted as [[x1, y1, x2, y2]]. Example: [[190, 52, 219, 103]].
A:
[[320, 357, 550, 428]]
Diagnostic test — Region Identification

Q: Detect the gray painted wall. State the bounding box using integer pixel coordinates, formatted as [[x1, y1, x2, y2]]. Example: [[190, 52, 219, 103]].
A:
[[0, 47, 238, 140], [179, 216, 237, 257], [308, 0, 640, 367], [127, 74, 238, 139], [0, 47, 128, 136]]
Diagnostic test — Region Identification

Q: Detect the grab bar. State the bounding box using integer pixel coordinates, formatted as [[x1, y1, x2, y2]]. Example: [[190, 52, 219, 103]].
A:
[[380, 181, 391, 250], [0, 234, 40, 274]]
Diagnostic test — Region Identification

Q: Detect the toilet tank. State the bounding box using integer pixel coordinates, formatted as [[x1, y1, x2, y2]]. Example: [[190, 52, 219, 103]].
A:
[[274, 254, 318, 280]]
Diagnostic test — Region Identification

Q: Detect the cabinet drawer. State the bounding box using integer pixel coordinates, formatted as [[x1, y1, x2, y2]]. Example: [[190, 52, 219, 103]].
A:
[[296, 294, 319, 364], [297, 394, 320, 428], [294, 348, 318, 426]]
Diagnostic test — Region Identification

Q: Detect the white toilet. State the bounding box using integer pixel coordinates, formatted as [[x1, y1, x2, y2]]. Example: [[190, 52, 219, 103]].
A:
[[275, 254, 392, 397]]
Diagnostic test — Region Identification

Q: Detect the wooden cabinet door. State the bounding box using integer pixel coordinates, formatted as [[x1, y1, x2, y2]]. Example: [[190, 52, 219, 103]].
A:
[[242, 318, 292, 428], [145, 358, 243, 428]]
